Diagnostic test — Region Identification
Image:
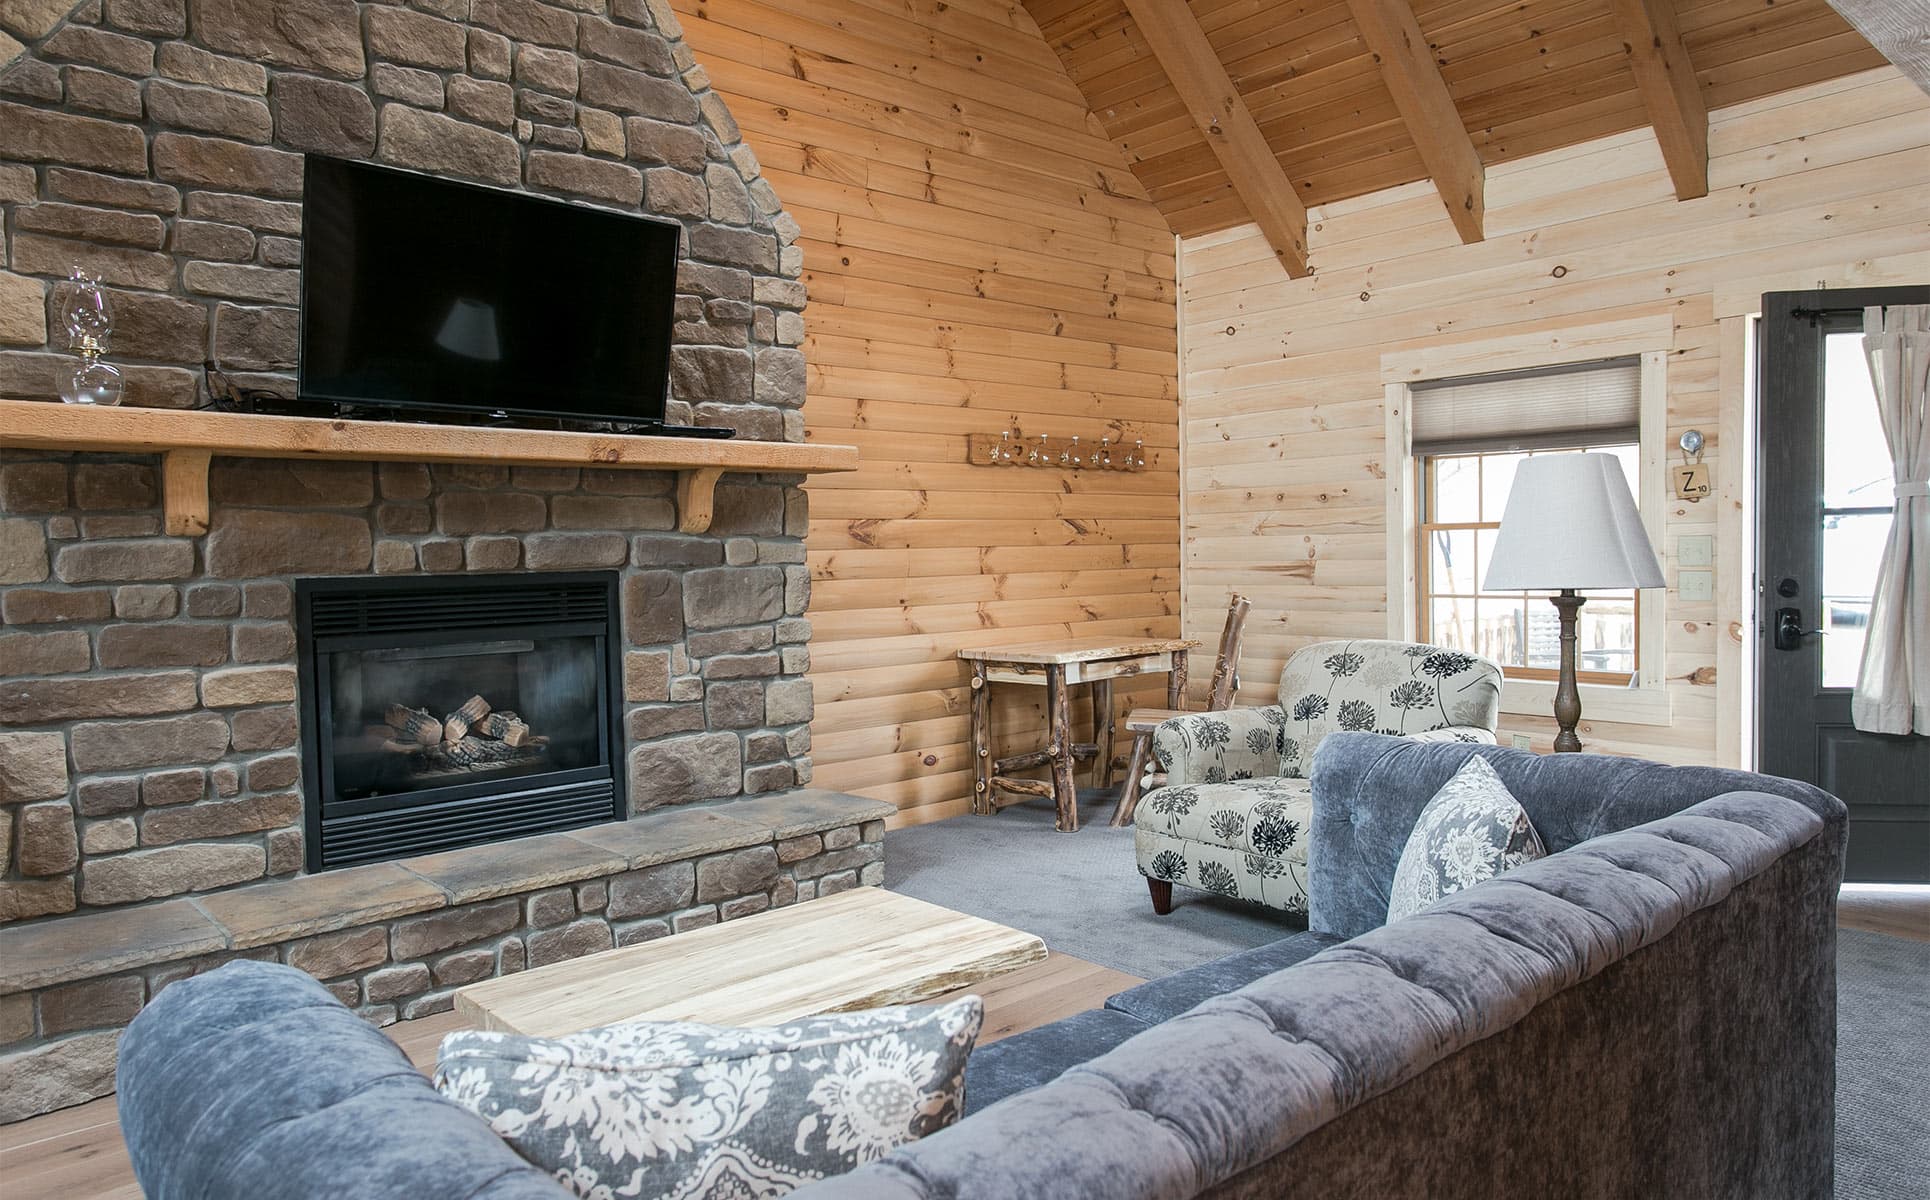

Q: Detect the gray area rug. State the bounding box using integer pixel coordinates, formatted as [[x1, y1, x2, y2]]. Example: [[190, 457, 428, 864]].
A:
[[884, 800, 1930, 1196], [884, 794, 1300, 981], [1835, 927, 1930, 1200]]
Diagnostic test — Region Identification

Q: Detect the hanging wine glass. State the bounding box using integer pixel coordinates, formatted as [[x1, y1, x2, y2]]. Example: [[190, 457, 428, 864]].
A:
[[55, 267, 123, 406]]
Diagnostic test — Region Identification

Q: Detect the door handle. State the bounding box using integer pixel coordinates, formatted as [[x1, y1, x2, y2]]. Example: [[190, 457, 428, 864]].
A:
[[1774, 607, 1825, 651]]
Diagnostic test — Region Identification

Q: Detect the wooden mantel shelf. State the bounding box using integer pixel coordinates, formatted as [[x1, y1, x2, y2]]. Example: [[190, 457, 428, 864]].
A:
[[0, 400, 858, 536]]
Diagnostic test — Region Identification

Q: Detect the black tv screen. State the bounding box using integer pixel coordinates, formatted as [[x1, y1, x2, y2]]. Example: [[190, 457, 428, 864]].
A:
[[299, 156, 681, 425]]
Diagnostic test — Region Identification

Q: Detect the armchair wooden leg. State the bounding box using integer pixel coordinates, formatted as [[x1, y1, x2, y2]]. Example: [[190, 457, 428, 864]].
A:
[[1110, 731, 1152, 827], [1147, 877, 1174, 915]]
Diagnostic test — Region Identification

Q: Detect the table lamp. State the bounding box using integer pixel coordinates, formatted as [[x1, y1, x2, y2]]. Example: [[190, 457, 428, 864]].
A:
[[1482, 453, 1665, 752]]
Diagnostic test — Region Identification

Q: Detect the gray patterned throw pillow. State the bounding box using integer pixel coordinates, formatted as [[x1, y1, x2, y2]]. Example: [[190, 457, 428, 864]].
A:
[[435, 997, 983, 1199], [1386, 755, 1546, 923]]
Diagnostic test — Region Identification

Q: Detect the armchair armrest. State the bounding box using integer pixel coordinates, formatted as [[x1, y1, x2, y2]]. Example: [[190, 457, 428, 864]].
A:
[[1405, 725, 1497, 745], [1150, 707, 1284, 785]]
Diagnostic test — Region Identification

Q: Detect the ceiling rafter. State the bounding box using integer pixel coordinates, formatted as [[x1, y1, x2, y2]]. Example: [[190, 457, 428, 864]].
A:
[[1119, 0, 1312, 277], [1344, 0, 1485, 243], [1608, 0, 1710, 199]]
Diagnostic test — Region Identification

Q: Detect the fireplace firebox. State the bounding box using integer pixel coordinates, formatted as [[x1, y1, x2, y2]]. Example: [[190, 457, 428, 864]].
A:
[[296, 572, 625, 871]]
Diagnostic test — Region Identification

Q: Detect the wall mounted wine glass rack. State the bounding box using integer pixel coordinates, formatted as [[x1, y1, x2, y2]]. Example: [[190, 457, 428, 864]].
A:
[[966, 429, 1148, 471]]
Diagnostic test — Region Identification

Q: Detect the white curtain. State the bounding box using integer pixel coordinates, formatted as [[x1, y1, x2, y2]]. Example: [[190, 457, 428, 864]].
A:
[[1852, 304, 1930, 736]]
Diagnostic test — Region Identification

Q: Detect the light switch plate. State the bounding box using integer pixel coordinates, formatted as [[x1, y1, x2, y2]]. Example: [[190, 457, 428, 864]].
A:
[[1678, 535, 1714, 567], [1510, 733, 1532, 751], [1678, 569, 1714, 602]]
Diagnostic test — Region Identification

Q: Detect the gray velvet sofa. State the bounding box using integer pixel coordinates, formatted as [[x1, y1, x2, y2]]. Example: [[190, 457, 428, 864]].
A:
[[117, 734, 1845, 1200]]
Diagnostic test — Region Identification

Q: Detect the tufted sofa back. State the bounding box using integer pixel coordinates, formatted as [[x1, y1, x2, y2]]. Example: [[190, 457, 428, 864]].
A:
[[1273, 640, 1502, 777]]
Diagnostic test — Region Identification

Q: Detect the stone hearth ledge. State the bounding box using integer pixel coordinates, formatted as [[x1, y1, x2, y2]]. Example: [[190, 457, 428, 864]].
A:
[[0, 790, 892, 996]]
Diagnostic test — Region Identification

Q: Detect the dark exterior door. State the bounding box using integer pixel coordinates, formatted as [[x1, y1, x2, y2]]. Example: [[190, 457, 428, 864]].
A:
[[1757, 287, 1930, 882]]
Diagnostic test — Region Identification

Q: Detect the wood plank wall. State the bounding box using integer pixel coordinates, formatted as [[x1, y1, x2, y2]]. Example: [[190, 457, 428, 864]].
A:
[[671, 0, 1183, 825], [1177, 67, 1930, 766]]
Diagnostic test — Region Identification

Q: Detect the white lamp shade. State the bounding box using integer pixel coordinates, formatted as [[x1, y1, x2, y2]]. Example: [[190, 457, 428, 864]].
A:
[[1482, 453, 1665, 591]]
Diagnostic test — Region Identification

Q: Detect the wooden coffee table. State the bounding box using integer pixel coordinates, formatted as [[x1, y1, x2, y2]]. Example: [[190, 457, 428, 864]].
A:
[[453, 887, 1048, 1037]]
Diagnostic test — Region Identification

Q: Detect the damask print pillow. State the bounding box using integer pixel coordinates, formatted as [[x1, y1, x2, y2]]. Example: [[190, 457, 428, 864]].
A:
[[435, 996, 983, 1200], [1386, 755, 1546, 923]]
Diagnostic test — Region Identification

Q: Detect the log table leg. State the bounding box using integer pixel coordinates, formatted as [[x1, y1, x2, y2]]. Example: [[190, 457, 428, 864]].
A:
[[1112, 732, 1151, 827], [1091, 678, 1115, 791], [1167, 648, 1189, 708], [1045, 663, 1078, 832], [969, 661, 992, 815]]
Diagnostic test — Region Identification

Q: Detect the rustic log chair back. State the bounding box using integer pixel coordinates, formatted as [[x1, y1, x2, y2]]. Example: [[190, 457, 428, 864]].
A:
[[1110, 593, 1251, 826]]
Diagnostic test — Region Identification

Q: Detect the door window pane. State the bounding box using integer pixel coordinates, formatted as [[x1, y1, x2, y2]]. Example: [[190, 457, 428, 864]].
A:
[[1822, 511, 1892, 688], [1823, 332, 1893, 509]]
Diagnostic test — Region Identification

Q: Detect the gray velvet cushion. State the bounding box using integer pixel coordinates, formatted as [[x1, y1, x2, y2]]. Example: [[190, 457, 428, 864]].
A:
[[1105, 930, 1342, 1025], [1386, 755, 1546, 922], [118, 959, 566, 1200], [1308, 732, 1844, 940], [436, 998, 982, 1199], [963, 1008, 1151, 1114]]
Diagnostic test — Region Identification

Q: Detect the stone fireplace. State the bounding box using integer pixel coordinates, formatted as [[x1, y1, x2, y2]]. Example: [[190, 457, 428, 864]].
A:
[[0, 0, 883, 1123]]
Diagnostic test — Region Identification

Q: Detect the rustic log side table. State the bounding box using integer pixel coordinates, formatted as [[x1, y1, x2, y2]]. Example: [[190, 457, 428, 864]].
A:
[[957, 636, 1200, 832]]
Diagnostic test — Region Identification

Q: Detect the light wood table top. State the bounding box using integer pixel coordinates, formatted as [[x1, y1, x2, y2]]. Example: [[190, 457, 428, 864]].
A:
[[956, 636, 1200, 666], [453, 887, 1048, 1037]]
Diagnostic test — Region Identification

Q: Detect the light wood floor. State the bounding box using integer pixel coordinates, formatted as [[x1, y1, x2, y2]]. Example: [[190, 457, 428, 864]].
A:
[[4, 887, 1923, 1199], [0, 952, 1139, 1200], [1838, 884, 1930, 942]]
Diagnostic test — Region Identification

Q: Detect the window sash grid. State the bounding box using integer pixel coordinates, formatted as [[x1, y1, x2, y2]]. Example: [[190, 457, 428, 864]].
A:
[[1418, 448, 1639, 686]]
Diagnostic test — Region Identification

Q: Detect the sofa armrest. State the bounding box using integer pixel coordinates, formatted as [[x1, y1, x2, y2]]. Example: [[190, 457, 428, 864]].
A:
[[1150, 707, 1283, 785], [1306, 732, 1847, 941], [1404, 724, 1497, 745], [118, 960, 566, 1200]]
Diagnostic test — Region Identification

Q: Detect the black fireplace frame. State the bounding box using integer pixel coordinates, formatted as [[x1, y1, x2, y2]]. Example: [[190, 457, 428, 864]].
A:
[[295, 571, 626, 872]]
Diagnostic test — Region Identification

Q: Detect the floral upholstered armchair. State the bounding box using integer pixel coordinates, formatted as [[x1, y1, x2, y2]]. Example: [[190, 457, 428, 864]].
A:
[[1135, 639, 1503, 916]]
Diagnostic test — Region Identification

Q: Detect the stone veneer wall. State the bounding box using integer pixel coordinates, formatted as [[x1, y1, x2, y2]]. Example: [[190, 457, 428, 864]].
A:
[[0, 452, 816, 922], [0, 0, 821, 920], [0, 0, 807, 434]]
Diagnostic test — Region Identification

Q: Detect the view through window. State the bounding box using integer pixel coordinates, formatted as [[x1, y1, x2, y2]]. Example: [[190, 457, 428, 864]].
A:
[[1821, 331, 1894, 689], [1418, 445, 1641, 684]]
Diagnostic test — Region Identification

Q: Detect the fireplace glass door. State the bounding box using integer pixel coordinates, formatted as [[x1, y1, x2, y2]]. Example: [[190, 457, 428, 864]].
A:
[[322, 634, 604, 801], [298, 573, 624, 871]]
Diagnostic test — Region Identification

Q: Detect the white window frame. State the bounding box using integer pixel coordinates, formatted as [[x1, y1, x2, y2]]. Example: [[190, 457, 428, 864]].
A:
[[1382, 316, 1674, 727]]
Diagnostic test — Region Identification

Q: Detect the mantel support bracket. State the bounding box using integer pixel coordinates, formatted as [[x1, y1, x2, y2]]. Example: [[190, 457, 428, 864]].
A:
[[162, 450, 211, 537], [676, 467, 726, 535]]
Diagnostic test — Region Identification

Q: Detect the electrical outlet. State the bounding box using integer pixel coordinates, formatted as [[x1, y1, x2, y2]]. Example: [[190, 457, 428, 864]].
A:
[[1510, 733, 1532, 751], [1678, 569, 1714, 602], [1678, 535, 1714, 567]]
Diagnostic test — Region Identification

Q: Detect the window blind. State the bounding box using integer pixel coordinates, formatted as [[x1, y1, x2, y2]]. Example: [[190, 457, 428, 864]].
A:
[[1410, 357, 1641, 455]]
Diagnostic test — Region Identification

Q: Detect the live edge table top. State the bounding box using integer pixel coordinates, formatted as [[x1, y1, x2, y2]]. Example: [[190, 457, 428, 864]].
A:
[[452, 887, 1048, 1038], [955, 636, 1200, 666]]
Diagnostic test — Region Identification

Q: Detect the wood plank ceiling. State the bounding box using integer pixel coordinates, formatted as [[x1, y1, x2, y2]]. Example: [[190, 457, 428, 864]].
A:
[[1024, 0, 1888, 248]]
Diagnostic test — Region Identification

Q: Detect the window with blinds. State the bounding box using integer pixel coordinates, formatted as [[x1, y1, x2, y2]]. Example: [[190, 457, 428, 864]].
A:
[[1414, 358, 1643, 684]]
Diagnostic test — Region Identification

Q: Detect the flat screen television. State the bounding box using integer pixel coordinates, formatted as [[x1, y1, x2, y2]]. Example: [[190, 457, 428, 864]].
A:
[[299, 156, 682, 426]]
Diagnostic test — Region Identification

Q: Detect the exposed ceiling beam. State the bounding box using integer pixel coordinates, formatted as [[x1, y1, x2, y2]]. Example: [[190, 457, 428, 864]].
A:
[[1608, 0, 1710, 200], [1345, 0, 1484, 243], [1120, 0, 1311, 277]]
